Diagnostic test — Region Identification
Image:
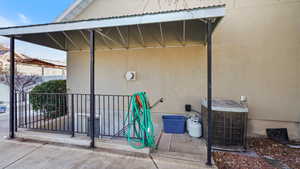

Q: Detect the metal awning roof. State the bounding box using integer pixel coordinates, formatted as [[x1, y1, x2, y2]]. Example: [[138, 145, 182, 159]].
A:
[[56, 0, 225, 22], [0, 7, 224, 36], [0, 6, 225, 51]]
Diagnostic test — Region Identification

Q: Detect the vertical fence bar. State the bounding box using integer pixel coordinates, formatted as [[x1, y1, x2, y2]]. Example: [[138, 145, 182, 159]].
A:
[[108, 96, 110, 136], [21, 93, 30, 127], [71, 94, 75, 137], [67, 94, 69, 132], [63, 94, 66, 131], [29, 93, 32, 129], [98, 95, 101, 137], [81, 95, 83, 133], [59, 94, 61, 131], [76, 95, 79, 133], [117, 96, 120, 136], [43, 94, 46, 130], [113, 96, 115, 135], [18, 93, 21, 127], [39, 94, 42, 130], [127, 96, 130, 137], [51, 94, 54, 130], [47, 94, 49, 130], [123, 96, 125, 137], [103, 96, 106, 135], [14, 92, 17, 132]]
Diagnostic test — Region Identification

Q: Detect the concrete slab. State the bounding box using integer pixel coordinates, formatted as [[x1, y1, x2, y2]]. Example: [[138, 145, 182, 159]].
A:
[[153, 132, 216, 168], [153, 156, 217, 169], [0, 140, 42, 169], [4, 142, 155, 169], [95, 137, 150, 155], [157, 133, 172, 152], [16, 130, 91, 147], [171, 134, 207, 154], [0, 138, 214, 169]]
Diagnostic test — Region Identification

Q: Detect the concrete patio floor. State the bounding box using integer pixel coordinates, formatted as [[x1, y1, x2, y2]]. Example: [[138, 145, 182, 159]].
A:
[[0, 139, 215, 169], [0, 112, 216, 169]]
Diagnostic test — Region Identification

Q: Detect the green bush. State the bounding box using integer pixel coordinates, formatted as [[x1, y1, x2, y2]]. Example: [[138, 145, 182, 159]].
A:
[[30, 80, 67, 118], [31, 80, 66, 94]]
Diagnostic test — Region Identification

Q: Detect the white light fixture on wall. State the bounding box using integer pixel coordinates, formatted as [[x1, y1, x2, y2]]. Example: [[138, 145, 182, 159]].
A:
[[125, 71, 136, 81]]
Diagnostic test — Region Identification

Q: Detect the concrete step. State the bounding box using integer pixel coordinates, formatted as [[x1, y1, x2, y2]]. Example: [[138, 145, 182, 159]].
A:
[[15, 130, 150, 156], [15, 131, 90, 147]]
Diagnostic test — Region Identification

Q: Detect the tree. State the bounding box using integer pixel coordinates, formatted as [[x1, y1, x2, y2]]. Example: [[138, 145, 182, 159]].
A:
[[0, 72, 42, 93]]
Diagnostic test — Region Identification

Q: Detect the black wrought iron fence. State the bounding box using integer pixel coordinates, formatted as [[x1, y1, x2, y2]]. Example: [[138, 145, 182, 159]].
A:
[[15, 92, 132, 138]]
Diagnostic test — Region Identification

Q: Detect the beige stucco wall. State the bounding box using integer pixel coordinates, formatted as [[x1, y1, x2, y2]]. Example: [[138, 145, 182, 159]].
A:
[[67, 46, 206, 113], [67, 0, 300, 139], [212, 0, 300, 139]]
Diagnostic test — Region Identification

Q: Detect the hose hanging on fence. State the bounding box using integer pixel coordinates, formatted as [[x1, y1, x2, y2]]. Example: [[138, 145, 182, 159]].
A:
[[126, 92, 155, 149]]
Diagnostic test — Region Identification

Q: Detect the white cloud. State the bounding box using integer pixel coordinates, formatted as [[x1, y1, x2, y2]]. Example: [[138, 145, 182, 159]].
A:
[[18, 13, 31, 24]]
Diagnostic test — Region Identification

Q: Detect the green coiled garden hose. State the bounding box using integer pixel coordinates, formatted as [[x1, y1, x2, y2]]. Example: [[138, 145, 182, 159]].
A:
[[126, 92, 156, 149]]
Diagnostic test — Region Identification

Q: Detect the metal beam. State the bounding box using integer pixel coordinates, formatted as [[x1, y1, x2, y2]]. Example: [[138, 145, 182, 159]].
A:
[[9, 37, 15, 139], [212, 17, 222, 33], [95, 29, 124, 47], [159, 23, 165, 47], [127, 26, 130, 49], [89, 30, 95, 148], [95, 29, 112, 49], [206, 19, 213, 166], [62, 31, 80, 50], [137, 24, 145, 47], [79, 30, 89, 46], [183, 20, 186, 46], [47, 33, 65, 50], [116, 27, 127, 48]]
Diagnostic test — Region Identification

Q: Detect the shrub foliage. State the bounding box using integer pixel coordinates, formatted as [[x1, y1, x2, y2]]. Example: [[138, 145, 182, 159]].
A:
[[30, 80, 67, 118]]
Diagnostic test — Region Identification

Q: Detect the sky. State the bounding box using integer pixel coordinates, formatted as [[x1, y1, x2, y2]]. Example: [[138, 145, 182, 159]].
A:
[[0, 0, 75, 62]]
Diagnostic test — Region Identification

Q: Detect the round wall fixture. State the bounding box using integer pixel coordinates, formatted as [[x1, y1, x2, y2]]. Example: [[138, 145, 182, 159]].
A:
[[125, 71, 136, 81]]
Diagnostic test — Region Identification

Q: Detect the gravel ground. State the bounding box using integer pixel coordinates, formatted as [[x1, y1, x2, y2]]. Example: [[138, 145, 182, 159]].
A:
[[213, 151, 275, 169], [249, 138, 300, 169], [213, 138, 300, 169]]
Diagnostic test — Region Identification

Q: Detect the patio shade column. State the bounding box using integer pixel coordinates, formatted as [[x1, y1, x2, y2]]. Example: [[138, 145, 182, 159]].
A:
[[9, 37, 15, 139], [89, 30, 95, 148], [206, 19, 213, 166]]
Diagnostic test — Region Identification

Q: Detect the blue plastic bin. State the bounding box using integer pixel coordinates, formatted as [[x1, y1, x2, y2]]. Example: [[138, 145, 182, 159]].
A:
[[0, 106, 6, 113], [162, 115, 186, 134]]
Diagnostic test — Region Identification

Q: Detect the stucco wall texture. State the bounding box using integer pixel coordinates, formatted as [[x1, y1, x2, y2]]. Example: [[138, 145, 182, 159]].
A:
[[67, 0, 300, 139]]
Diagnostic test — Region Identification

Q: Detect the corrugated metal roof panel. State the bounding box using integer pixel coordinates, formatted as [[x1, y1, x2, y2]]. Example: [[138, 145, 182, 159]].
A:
[[59, 0, 225, 21], [140, 0, 225, 13], [0, 7, 225, 36]]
